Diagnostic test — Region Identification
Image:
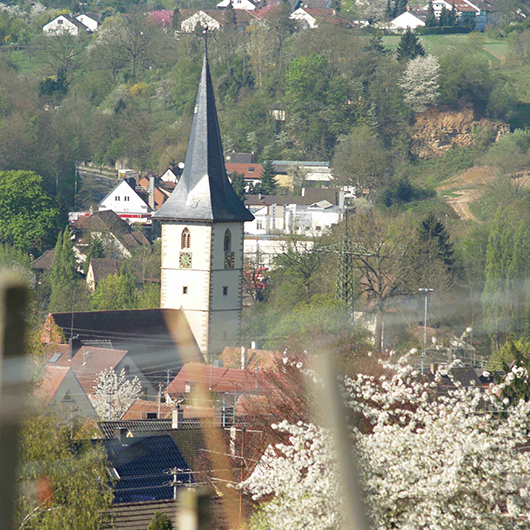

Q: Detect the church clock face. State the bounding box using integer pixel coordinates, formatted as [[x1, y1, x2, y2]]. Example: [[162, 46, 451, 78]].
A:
[[179, 252, 192, 269], [224, 252, 234, 269]]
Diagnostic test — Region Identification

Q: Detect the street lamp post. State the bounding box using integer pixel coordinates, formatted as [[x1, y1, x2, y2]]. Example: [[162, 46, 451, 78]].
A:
[[419, 288, 434, 372]]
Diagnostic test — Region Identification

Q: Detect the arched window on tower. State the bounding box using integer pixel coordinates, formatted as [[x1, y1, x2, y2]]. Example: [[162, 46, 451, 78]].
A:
[[181, 228, 191, 249], [224, 228, 231, 252]]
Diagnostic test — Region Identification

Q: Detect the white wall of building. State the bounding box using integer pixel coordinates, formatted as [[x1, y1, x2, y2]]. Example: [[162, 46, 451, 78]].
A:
[[99, 180, 150, 216], [76, 14, 98, 31], [43, 15, 80, 35], [160, 221, 244, 357]]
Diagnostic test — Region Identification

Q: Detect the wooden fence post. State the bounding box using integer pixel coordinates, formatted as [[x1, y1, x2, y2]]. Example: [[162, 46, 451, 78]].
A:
[[0, 275, 29, 530], [178, 488, 212, 530]]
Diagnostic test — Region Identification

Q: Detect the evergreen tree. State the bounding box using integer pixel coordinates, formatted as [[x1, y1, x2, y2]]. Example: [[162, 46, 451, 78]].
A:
[[448, 1, 458, 25], [223, 3, 237, 30], [386, 0, 393, 19], [231, 171, 246, 202], [91, 263, 138, 311], [508, 220, 530, 333], [365, 34, 389, 55], [49, 227, 77, 313], [439, 5, 450, 26], [148, 511, 173, 530], [396, 0, 408, 16], [260, 161, 278, 195], [172, 8, 181, 30], [418, 214, 454, 270], [482, 208, 514, 351], [425, 0, 437, 26], [396, 28, 425, 62], [83, 238, 105, 274]]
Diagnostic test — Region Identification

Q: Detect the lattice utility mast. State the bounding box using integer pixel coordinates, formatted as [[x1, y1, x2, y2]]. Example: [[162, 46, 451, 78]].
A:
[[336, 212, 355, 316]]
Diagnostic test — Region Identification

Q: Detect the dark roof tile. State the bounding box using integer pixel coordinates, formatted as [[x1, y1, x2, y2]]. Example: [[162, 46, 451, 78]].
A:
[[100, 435, 191, 503], [153, 57, 254, 223]]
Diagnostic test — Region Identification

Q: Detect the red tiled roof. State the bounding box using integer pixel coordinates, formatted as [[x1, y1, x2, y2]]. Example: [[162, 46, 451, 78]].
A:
[[225, 162, 263, 180], [37, 365, 70, 406], [137, 176, 169, 210], [219, 347, 281, 371], [297, 7, 350, 24], [167, 362, 275, 395], [45, 344, 128, 397], [121, 399, 219, 420]]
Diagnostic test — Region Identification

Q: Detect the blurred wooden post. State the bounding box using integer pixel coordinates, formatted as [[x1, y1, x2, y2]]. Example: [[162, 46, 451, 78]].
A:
[[0, 275, 29, 530], [178, 488, 212, 530], [316, 353, 369, 530]]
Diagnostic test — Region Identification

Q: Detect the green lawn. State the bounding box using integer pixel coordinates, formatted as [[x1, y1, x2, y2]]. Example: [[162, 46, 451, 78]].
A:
[[381, 33, 506, 64], [1, 47, 42, 76]]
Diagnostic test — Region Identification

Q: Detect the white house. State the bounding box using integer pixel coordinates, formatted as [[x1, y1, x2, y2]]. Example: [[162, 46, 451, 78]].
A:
[[161, 168, 179, 183], [99, 179, 152, 219], [245, 198, 342, 237], [390, 11, 426, 30], [217, 0, 257, 10], [246, 204, 287, 235], [288, 200, 342, 235], [289, 7, 348, 29], [75, 14, 99, 32], [43, 14, 91, 35]]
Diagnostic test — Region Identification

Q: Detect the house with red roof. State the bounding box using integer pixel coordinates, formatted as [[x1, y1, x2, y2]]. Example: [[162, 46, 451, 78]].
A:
[[36, 365, 97, 418], [44, 341, 157, 401], [166, 362, 276, 401]]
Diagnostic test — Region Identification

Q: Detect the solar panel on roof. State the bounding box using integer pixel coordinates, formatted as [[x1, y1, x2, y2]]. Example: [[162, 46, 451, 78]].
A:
[[49, 353, 62, 363]]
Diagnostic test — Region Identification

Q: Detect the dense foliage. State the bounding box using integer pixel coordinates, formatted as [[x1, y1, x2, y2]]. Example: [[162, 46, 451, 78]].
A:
[[17, 413, 112, 530], [244, 357, 530, 529]]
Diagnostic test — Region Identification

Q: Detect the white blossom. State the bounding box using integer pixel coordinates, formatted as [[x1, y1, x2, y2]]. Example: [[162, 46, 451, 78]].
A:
[[399, 55, 440, 114], [243, 357, 530, 529], [90, 368, 142, 421]]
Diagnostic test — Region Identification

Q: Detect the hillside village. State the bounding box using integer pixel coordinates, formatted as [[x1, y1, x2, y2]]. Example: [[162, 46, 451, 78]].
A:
[[5, 0, 530, 527]]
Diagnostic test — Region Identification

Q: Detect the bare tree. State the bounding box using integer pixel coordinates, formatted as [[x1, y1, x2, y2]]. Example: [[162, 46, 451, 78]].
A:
[[34, 32, 88, 88], [347, 212, 452, 350]]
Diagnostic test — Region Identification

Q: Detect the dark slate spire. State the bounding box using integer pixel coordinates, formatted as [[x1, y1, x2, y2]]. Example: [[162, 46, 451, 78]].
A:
[[153, 55, 254, 223]]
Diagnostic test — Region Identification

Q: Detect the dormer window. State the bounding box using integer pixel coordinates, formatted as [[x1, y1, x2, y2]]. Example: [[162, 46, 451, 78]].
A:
[[181, 228, 191, 249], [248, 167, 254, 173]]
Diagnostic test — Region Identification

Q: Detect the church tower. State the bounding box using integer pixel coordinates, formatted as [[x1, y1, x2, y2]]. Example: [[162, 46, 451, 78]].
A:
[[153, 54, 254, 358]]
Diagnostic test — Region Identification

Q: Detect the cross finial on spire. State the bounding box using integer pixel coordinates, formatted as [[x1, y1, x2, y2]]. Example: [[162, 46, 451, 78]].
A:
[[204, 27, 208, 58]]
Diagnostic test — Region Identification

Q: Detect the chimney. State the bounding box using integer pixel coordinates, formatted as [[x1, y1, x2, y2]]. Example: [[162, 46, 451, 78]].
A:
[[301, 188, 305, 197], [69, 335, 81, 360], [113, 428, 129, 445], [251, 341, 257, 350], [172, 405, 184, 429], [148, 176, 155, 210]]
